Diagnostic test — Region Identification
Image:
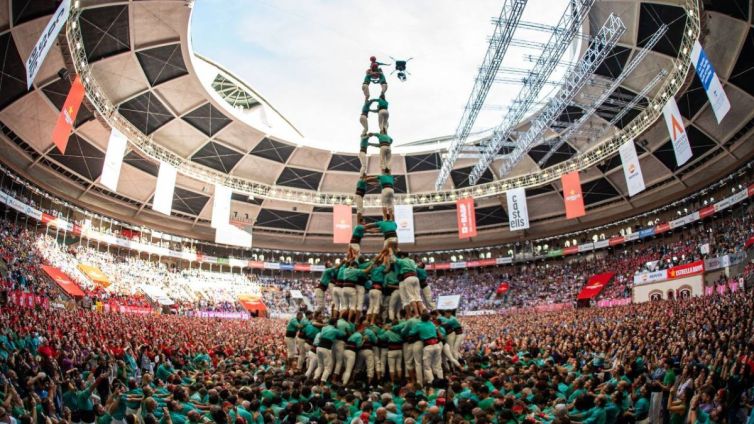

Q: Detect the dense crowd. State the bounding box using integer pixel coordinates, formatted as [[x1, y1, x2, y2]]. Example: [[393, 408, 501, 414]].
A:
[[0, 282, 753, 423]]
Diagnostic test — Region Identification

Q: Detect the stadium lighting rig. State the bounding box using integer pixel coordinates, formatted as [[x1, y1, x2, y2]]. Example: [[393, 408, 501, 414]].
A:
[[458, 0, 598, 187], [435, 0, 528, 191], [535, 24, 669, 167]]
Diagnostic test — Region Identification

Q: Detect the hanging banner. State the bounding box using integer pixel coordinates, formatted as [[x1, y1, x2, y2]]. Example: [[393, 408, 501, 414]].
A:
[[456, 197, 477, 239], [577, 272, 615, 300], [51, 75, 85, 154], [214, 224, 252, 248], [211, 184, 232, 228], [152, 161, 176, 215], [100, 128, 128, 191], [332, 204, 352, 244], [690, 40, 730, 123], [42, 265, 85, 297], [77, 264, 110, 288], [662, 98, 693, 167], [436, 295, 461, 310], [26, 0, 71, 88], [619, 140, 645, 196], [394, 204, 415, 243], [562, 171, 585, 219], [506, 187, 529, 231]]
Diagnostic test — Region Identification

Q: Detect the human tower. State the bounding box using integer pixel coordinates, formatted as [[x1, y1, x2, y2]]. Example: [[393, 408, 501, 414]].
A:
[[283, 58, 465, 389]]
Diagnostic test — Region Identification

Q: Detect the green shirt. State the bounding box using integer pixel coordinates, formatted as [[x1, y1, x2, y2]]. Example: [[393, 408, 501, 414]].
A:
[[347, 332, 364, 348], [376, 98, 388, 110], [286, 318, 301, 334], [360, 136, 370, 151], [394, 257, 417, 276], [320, 267, 336, 287], [319, 325, 345, 343], [370, 265, 386, 284], [356, 179, 367, 193], [375, 133, 392, 145], [375, 220, 397, 235], [380, 329, 402, 344], [412, 321, 438, 341], [352, 225, 365, 239], [343, 267, 367, 283], [416, 267, 428, 283], [337, 266, 347, 281], [378, 174, 394, 188]]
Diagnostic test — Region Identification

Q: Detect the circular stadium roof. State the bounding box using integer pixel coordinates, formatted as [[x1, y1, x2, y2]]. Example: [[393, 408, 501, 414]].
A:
[[0, 0, 753, 252]]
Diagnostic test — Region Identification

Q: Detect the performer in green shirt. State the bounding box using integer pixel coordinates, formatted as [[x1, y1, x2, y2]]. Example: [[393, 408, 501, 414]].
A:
[[349, 219, 365, 260], [417, 261, 435, 311], [376, 96, 389, 134], [285, 311, 304, 370], [315, 261, 335, 313], [394, 252, 423, 318], [411, 313, 442, 386], [368, 132, 393, 174], [362, 58, 387, 100]]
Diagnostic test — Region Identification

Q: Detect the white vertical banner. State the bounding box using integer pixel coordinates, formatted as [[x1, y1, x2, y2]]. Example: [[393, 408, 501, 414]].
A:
[[211, 183, 232, 228], [26, 0, 71, 88], [619, 140, 646, 196], [215, 224, 252, 248], [100, 128, 128, 192], [662, 98, 693, 167], [152, 161, 176, 216], [394, 204, 415, 244], [691, 40, 730, 123], [506, 187, 529, 231]]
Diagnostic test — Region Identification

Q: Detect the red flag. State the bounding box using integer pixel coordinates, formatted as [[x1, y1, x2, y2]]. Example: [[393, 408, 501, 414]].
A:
[[496, 282, 509, 295], [52, 75, 85, 154], [456, 197, 477, 239], [562, 171, 585, 219], [333, 204, 352, 244]]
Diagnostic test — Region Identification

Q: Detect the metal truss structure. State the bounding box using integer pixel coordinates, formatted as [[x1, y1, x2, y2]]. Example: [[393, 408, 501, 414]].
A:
[[536, 24, 668, 167], [436, 0, 527, 190], [462, 0, 597, 187], [495, 13, 626, 178], [65, 0, 700, 207]]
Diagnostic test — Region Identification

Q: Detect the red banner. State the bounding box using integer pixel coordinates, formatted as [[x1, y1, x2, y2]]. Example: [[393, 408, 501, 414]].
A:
[[238, 294, 267, 314], [563, 246, 578, 255], [699, 205, 715, 219], [577, 272, 615, 300], [667, 260, 704, 279], [294, 263, 311, 272], [655, 222, 671, 234], [562, 172, 585, 219], [51, 75, 85, 154], [496, 282, 510, 295], [745, 235, 754, 249], [333, 204, 352, 244], [608, 236, 625, 246], [41, 265, 85, 297], [433, 263, 451, 270], [41, 213, 55, 224], [748, 183, 754, 197], [248, 261, 264, 269], [456, 197, 477, 239]]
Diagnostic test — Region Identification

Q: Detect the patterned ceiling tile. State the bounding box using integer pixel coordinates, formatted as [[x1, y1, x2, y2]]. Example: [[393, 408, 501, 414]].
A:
[[181, 103, 232, 137], [80, 5, 130, 62], [119, 91, 174, 135], [275, 167, 323, 191], [190, 141, 243, 173], [0, 33, 28, 110], [136, 43, 188, 86], [249, 137, 295, 163]]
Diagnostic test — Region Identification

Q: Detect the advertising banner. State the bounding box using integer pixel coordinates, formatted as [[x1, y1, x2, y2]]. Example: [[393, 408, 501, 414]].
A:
[[437, 295, 461, 310], [26, 0, 71, 88], [562, 171, 585, 219], [662, 98, 693, 167], [506, 187, 530, 231], [100, 128, 128, 191], [394, 204, 415, 243], [456, 197, 477, 239], [152, 162, 176, 215], [691, 40, 730, 123], [211, 184, 232, 228], [52, 75, 85, 154], [619, 140, 646, 196], [332, 204, 352, 244]]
